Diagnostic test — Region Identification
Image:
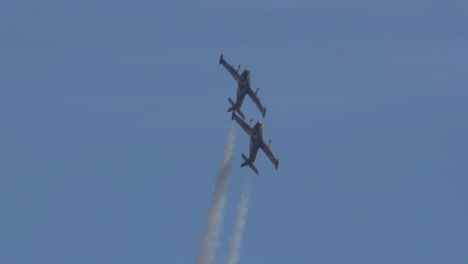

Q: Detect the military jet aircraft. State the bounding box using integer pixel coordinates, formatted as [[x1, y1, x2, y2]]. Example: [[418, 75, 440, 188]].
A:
[[233, 113, 279, 175], [219, 54, 267, 120]]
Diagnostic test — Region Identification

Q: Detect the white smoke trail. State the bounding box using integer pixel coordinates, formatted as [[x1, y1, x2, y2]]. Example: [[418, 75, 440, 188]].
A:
[[224, 180, 250, 264], [196, 127, 235, 264]]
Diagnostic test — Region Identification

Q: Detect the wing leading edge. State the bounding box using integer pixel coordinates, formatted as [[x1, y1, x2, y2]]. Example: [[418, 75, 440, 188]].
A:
[[219, 54, 244, 84], [233, 114, 254, 136], [260, 140, 279, 170], [247, 88, 267, 117]]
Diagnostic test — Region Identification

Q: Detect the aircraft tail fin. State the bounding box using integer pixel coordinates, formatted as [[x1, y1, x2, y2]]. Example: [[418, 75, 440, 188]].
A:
[[241, 153, 259, 175], [275, 158, 279, 170], [262, 106, 267, 117], [227, 98, 245, 120]]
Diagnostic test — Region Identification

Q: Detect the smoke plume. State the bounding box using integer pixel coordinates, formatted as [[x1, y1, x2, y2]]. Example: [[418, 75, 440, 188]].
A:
[[196, 127, 235, 264], [224, 181, 250, 264]]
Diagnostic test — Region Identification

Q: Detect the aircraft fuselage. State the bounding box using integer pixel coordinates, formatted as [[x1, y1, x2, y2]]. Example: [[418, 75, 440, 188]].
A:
[[251, 120, 263, 141], [248, 121, 264, 163], [237, 69, 251, 96]]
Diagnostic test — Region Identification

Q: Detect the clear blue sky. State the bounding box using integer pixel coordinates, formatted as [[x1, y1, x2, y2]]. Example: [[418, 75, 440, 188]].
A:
[[1, 1, 467, 263]]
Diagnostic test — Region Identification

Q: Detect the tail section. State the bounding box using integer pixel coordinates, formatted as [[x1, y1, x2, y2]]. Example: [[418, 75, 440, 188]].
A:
[[241, 154, 259, 175], [227, 98, 245, 120], [240, 154, 249, 167]]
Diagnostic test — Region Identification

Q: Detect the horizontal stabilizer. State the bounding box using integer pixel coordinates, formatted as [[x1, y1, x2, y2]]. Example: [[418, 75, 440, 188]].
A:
[[227, 98, 245, 120], [241, 154, 259, 175], [228, 97, 236, 108]]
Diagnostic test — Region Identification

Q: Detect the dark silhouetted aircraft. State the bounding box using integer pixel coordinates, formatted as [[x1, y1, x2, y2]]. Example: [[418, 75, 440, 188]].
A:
[[219, 54, 267, 120], [233, 114, 279, 175]]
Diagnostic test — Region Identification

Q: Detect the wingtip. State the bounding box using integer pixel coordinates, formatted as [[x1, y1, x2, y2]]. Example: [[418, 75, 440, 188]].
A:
[[219, 54, 224, 64]]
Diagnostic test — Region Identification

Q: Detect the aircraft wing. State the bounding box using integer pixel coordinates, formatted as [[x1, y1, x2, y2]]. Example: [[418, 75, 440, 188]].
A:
[[247, 87, 267, 117], [219, 54, 244, 84], [261, 140, 279, 170], [233, 114, 254, 136]]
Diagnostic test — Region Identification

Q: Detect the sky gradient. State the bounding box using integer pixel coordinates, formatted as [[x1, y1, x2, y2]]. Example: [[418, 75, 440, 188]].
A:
[[1, 1, 467, 263]]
